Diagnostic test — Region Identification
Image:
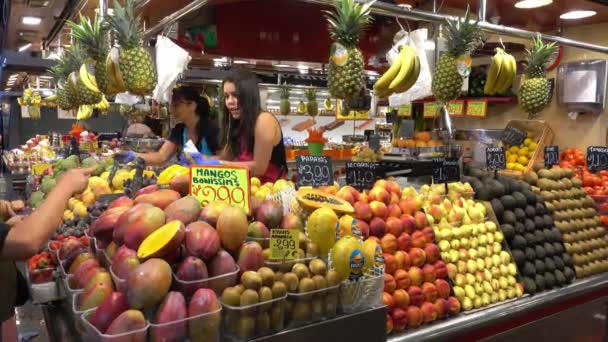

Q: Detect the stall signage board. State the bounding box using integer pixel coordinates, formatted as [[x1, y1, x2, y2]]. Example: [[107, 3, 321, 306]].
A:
[[345, 161, 379, 190], [337, 110, 370, 121], [270, 229, 299, 261], [397, 104, 412, 117], [423, 102, 439, 118], [432, 158, 460, 183], [296, 156, 333, 188], [544, 146, 559, 167], [447, 101, 465, 116], [190, 166, 250, 214], [466, 100, 487, 118], [486, 147, 506, 170], [586, 146, 608, 172], [501, 126, 526, 146]]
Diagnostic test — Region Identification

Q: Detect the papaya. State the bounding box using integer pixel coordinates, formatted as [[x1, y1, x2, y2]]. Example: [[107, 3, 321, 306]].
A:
[[296, 189, 354, 214]]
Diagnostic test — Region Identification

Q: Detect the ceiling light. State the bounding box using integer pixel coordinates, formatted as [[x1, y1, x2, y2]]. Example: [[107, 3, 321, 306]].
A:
[[514, 0, 552, 9], [19, 43, 32, 52], [275, 64, 291, 68], [39, 75, 53, 79], [233, 60, 249, 64], [21, 16, 42, 25], [9, 74, 18, 79], [560, 10, 597, 20], [212, 57, 227, 62]]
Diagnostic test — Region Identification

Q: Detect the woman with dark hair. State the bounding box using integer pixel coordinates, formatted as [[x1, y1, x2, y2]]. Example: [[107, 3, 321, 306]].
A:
[[116, 86, 219, 165], [216, 68, 287, 182]]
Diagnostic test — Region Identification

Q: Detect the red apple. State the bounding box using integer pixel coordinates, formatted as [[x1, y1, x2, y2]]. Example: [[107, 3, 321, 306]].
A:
[[397, 232, 412, 251]]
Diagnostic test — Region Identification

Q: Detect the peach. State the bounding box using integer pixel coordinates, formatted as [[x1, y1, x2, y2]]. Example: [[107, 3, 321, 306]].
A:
[[408, 286, 424, 307], [358, 192, 369, 203], [398, 199, 417, 216], [424, 244, 441, 263], [435, 279, 451, 299], [394, 251, 411, 270], [374, 179, 388, 189], [428, 204, 446, 222], [408, 266, 424, 287], [435, 298, 449, 318], [380, 233, 398, 254], [369, 217, 387, 237], [390, 307, 408, 332], [386, 216, 403, 236], [384, 274, 396, 293], [422, 282, 439, 302], [397, 233, 412, 251], [422, 226, 435, 243], [409, 247, 427, 267], [336, 186, 358, 204], [447, 296, 461, 315], [400, 214, 417, 234], [389, 192, 400, 205], [393, 269, 411, 289], [392, 289, 410, 309], [422, 264, 437, 283], [383, 291, 395, 309], [386, 314, 394, 334], [421, 302, 438, 323], [357, 220, 370, 239], [414, 211, 429, 229], [411, 231, 427, 249], [352, 201, 372, 221], [386, 180, 401, 195], [440, 261, 453, 279], [428, 194, 443, 205], [369, 201, 388, 219], [407, 306, 423, 328], [384, 253, 397, 275], [369, 187, 390, 205]]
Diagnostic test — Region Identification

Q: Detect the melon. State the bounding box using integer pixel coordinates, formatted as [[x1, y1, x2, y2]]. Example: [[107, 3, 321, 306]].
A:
[[306, 207, 339, 255]]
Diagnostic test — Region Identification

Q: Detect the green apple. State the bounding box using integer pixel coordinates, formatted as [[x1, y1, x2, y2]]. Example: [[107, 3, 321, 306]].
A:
[[455, 274, 467, 287], [492, 254, 501, 268], [477, 247, 487, 258], [499, 264, 509, 276], [490, 292, 499, 304], [491, 278, 500, 291], [507, 263, 517, 276], [486, 232, 495, 244], [449, 249, 459, 263], [460, 224, 472, 237], [470, 237, 479, 248], [490, 266, 500, 278], [507, 275, 517, 286], [474, 272, 484, 283], [450, 239, 461, 250], [468, 248, 478, 259], [485, 221, 497, 233], [499, 251, 511, 265], [483, 268, 493, 281], [467, 259, 478, 273], [482, 281, 493, 293], [478, 234, 488, 246], [494, 231, 504, 243], [465, 273, 476, 285], [457, 260, 468, 274], [474, 282, 484, 295], [460, 237, 470, 249], [439, 240, 451, 251], [507, 287, 516, 299], [473, 296, 483, 309], [476, 258, 485, 270], [498, 276, 509, 289]]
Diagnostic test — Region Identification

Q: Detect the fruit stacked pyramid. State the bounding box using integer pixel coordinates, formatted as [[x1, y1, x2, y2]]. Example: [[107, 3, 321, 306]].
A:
[[524, 167, 608, 278], [505, 136, 538, 172]]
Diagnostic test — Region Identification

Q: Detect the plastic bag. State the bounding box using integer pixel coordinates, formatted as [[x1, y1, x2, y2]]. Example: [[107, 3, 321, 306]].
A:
[[153, 35, 192, 104], [388, 28, 433, 107], [114, 92, 141, 106]]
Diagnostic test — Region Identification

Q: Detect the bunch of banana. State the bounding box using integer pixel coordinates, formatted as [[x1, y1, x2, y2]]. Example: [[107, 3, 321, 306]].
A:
[[373, 45, 420, 98], [105, 48, 127, 95], [484, 48, 517, 95], [323, 98, 334, 110], [77, 105, 94, 120], [79, 63, 101, 93], [93, 95, 110, 116]]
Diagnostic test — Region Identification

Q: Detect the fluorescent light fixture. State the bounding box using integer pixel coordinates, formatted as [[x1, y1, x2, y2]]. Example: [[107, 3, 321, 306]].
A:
[[19, 43, 32, 52], [275, 64, 291, 68], [233, 60, 249, 64], [212, 57, 228, 63], [9, 74, 18, 79], [4, 88, 10, 91], [560, 10, 597, 19], [39, 75, 53, 79], [514, 0, 552, 9], [298, 65, 309, 74], [21, 16, 42, 25]]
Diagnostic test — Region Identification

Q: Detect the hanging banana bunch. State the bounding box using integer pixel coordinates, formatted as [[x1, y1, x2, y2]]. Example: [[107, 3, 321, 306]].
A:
[[77, 104, 94, 121], [93, 95, 110, 116], [19, 88, 42, 120], [373, 45, 420, 98], [484, 48, 517, 96]]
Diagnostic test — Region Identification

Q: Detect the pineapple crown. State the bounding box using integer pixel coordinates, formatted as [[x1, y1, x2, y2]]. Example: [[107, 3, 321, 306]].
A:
[[324, 0, 375, 48], [67, 14, 109, 60], [445, 6, 484, 57], [279, 82, 290, 99], [305, 88, 318, 100], [525, 36, 558, 78], [58, 46, 86, 78], [106, 0, 143, 49]]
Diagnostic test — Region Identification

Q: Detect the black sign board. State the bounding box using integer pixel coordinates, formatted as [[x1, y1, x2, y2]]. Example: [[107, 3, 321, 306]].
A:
[[296, 156, 334, 188], [486, 147, 506, 170], [432, 158, 461, 183], [501, 126, 526, 146], [586, 146, 608, 173], [346, 161, 379, 190], [386, 112, 398, 124], [398, 119, 415, 138], [369, 135, 381, 151], [544, 146, 559, 167]]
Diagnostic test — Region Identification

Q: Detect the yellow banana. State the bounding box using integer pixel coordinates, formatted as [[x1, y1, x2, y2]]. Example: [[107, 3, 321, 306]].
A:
[[105, 48, 126, 95], [79, 64, 100, 93], [374, 47, 406, 91], [484, 48, 504, 95], [388, 46, 416, 91], [392, 54, 420, 94], [497, 53, 517, 94], [494, 51, 514, 95], [44, 94, 58, 101], [77, 105, 93, 120]]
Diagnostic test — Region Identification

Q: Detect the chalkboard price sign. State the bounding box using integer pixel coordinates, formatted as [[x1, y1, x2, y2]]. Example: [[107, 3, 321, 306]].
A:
[[501, 126, 527, 146], [346, 161, 378, 190], [586, 146, 608, 173], [296, 156, 334, 188], [544, 146, 559, 167], [486, 147, 506, 170], [432, 158, 461, 183]]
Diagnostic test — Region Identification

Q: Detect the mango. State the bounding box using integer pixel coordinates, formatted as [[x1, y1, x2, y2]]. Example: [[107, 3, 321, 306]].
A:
[[106, 242, 119, 260], [255, 200, 283, 229], [237, 242, 265, 275], [72, 259, 100, 288], [84, 271, 113, 293], [113, 204, 153, 244], [216, 206, 248, 251], [184, 221, 219, 260], [89, 292, 129, 333], [137, 220, 185, 260], [164, 196, 201, 225], [68, 252, 95, 274], [207, 250, 238, 293], [188, 289, 221, 342], [78, 281, 113, 311], [151, 292, 187, 342], [134, 189, 181, 209], [169, 173, 190, 197], [175, 256, 208, 297], [91, 206, 131, 241], [105, 310, 146, 337], [111, 256, 140, 280], [136, 184, 158, 196], [247, 221, 270, 239], [58, 239, 87, 269], [199, 201, 229, 227], [112, 245, 137, 265], [281, 212, 304, 231], [127, 258, 172, 310], [122, 206, 167, 250], [108, 196, 134, 210]]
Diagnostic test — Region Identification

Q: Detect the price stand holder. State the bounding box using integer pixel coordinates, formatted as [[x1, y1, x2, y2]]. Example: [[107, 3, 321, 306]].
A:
[[345, 161, 379, 190], [586, 146, 608, 173], [296, 155, 334, 188], [544, 145, 559, 168], [270, 229, 299, 261], [486, 147, 506, 177]]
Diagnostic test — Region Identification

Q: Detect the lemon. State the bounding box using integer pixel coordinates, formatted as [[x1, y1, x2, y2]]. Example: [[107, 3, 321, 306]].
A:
[[527, 150, 535, 159], [523, 138, 533, 146], [256, 187, 270, 200], [273, 179, 288, 192], [528, 142, 537, 150], [508, 146, 519, 154], [517, 147, 529, 156], [251, 177, 261, 187], [517, 156, 529, 165], [251, 186, 259, 194], [507, 154, 518, 163], [514, 164, 526, 171], [507, 162, 516, 170]]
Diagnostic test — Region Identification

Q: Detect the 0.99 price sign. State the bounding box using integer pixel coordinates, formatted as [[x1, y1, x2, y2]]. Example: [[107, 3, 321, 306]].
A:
[[296, 156, 333, 188], [190, 166, 250, 214], [270, 229, 299, 261], [345, 161, 378, 190]]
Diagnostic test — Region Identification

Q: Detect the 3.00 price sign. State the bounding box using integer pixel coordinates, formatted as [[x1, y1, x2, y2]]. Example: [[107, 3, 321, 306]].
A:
[[486, 147, 506, 171], [587, 146, 608, 173], [190, 166, 250, 214], [296, 156, 333, 188], [270, 229, 299, 261]]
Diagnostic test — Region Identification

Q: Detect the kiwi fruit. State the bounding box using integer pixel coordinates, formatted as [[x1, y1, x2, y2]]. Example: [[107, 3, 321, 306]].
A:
[[240, 289, 260, 307], [292, 301, 312, 321], [563, 266, 575, 281], [503, 211, 517, 225], [553, 242, 564, 255], [542, 229, 554, 242], [326, 269, 341, 287], [535, 245, 546, 259], [523, 261, 536, 277], [309, 259, 327, 276], [534, 230, 546, 244], [241, 271, 263, 291], [258, 286, 273, 311], [512, 235, 527, 249], [523, 277, 537, 294], [292, 263, 311, 280], [512, 192, 528, 208], [222, 287, 242, 306], [514, 208, 526, 222], [534, 259, 546, 273], [256, 312, 271, 334], [554, 269, 566, 286], [514, 222, 526, 234], [524, 205, 536, 218], [501, 196, 517, 210], [234, 284, 246, 295], [312, 275, 327, 290], [282, 272, 300, 292], [544, 272, 556, 289], [502, 224, 515, 241], [512, 249, 526, 266], [524, 232, 537, 245], [298, 277, 316, 294], [257, 267, 276, 287], [533, 216, 545, 229], [524, 247, 536, 261], [271, 281, 288, 299], [236, 316, 256, 338]]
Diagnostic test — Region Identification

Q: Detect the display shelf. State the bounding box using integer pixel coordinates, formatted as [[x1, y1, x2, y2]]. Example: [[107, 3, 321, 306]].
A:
[[388, 273, 608, 342], [412, 96, 517, 104]]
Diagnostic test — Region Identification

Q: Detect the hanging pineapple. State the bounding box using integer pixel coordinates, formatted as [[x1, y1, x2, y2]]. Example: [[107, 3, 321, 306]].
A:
[[48, 57, 76, 110], [65, 46, 103, 105], [324, 0, 375, 100], [305, 88, 319, 117], [279, 82, 291, 115], [518, 36, 558, 119], [106, 0, 157, 95], [431, 6, 483, 103]]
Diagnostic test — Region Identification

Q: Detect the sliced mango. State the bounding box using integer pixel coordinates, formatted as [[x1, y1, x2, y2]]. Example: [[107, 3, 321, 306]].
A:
[[137, 220, 185, 260]]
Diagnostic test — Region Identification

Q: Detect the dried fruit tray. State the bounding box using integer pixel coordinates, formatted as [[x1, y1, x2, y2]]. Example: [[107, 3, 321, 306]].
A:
[[81, 309, 149, 342], [172, 265, 240, 298], [149, 307, 221, 342], [221, 293, 287, 341], [284, 284, 340, 329]]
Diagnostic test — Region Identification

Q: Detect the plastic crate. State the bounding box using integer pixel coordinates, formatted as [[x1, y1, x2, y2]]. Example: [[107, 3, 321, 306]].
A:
[[109, 265, 128, 292], [285, 284, 340, 328], [26, 267, 63, 304], [81, 309, 149, 342], [172, 266, 240, 298], [149, 307, 221, 342], [338, 274, 384, 314], [221, 294, 287, 341], [264, 257, 316, 273], [499, 119, 554, 177]]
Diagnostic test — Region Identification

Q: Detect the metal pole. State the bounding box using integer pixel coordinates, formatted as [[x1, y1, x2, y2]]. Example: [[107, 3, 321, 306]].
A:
[[478, 0, 487, 22], [98, 0, 108, 18], [143, 0, 210, 39]]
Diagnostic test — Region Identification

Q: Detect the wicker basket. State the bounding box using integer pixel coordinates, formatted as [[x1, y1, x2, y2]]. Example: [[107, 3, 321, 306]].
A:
[[499, 119, 554, 177]]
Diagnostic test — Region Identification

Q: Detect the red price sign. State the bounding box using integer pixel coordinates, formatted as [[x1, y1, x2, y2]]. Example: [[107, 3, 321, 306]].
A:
[[190, 166, 251, 214]]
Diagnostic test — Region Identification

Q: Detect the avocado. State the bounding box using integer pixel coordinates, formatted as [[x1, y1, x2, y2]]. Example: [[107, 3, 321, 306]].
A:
[[523, 261, 536, 277], [501, 224, 515, 241], [512, 192, 528, 208], [563, 267, 575, 282], [543, 215, 554, 228], [533, 216, 545, 229], [491, 199, 505, 219], [525, 247, 537, 261], [552, 243, 564, 255], [562, 253, 573, 267], [544, 242, 555, 257], [488, 179, 506, 198], [510, 179, 523, 193], [535, 203, 547, 216], [544, 272, 556, 289], [481, 176, 496, 184], [502, 210, 517, 225], [542, 229, 554, 242], [522, 190, 537, 205], [524, 219, 536, 232], [514, 222, 526, 234], [534, 259, 546, 273], [469, 167, 487, 179], [551, 228, 562, 242], [544, 257, 556, 272], [554, 269, 566, 286], [524, 232, 537, 245], [535, 274, 546, 292], [512, 249, 526, 267], [523, 277, 537, 294], [524, 205, 536, 218], [553, 256, 565, 270], [470, 179, 484, 192], [512, 235, 527, 250], [535, 245, 547, 259], [534, 231, 546, 244], [500, 195, 517, 210], [514, 208, 526, 222], [496, 176, 512, 194], [476, 187, 492, 201]]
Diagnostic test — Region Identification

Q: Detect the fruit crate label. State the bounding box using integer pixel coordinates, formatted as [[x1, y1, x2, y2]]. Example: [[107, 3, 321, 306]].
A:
[[31, 163, 52, 175], [447, 101, 465, 116], [486, 147, 506, 170], [345, 161, 379, 190], [397, 105, 412, 117], [466, 100, 487, 117], [190, 166, 250, 214], [295, 156, 333, 188], [270, 229, 299, 261], [423, 102, 439, 118], [433, 158, 460, 183], [544, 145, 559, 167], [501, 126, 526, 146], [586, 146, 608, 172]]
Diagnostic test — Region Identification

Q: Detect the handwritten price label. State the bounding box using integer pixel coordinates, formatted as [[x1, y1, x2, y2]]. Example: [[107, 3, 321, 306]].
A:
[[423, 102, 439, 118], [190, 166, 250, 214], [296, 156, 333, 188], [466, 100, 487, 117], [397, 105, 412, 118], [270, 229, 300, 261], [447, 101, 465, 116]]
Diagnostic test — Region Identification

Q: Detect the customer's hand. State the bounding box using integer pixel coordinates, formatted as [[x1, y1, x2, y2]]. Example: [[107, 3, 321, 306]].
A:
[[57, 167, 96, 195], [114, 150, 137, 164]]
